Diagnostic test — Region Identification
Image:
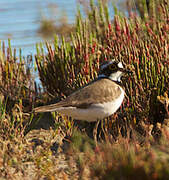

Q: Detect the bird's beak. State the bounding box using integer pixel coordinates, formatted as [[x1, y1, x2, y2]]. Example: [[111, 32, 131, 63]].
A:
[[119, 68, 132, 74], [124, 69, 133, 74]]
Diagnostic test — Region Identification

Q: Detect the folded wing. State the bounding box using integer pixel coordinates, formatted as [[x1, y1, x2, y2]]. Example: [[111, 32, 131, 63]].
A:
[[34, 78, 122, 113]]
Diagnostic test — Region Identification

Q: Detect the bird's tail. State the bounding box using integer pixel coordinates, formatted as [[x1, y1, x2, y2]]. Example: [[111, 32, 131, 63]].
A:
[[34, 103, 62, 113]]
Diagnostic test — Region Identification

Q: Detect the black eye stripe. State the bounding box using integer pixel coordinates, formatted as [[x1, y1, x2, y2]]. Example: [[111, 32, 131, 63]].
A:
[[100, 60, 120, 72], [110, 64, 118, 69]]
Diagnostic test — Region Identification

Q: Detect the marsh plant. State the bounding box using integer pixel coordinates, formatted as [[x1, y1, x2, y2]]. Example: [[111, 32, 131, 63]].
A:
[[0, 0, 168, 179], [36, 0, 168, 135]]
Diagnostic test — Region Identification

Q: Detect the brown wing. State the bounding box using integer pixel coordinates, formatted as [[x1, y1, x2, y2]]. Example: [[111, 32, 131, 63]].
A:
[[65, 78, 122, 107], [34, 78, 122, 112]]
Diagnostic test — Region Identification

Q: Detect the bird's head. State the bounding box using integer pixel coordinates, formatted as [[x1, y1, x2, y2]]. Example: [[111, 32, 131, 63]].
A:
[[98, 60, 131, 82]]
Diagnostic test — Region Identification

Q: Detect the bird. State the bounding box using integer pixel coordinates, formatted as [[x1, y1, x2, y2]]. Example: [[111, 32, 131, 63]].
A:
[[34, 60, 131, 141]]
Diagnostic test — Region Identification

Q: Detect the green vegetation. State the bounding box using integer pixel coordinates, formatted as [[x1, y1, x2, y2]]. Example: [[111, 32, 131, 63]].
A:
[[0, 0, 168, 179]]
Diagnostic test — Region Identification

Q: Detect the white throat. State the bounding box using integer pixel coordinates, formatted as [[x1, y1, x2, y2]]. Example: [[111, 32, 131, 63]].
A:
[[98, 71, 123, 82], [109, 71, 123, 82]]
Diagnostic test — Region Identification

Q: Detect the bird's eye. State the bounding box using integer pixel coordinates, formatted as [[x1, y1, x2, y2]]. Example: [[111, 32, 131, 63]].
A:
[[110, 64, 116, 70]]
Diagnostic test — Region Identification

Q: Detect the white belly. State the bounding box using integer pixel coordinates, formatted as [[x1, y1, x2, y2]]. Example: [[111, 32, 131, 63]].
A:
[[56, 87, 125, 122]]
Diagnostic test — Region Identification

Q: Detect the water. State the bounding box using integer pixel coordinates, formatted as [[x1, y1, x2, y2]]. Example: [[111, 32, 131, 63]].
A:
[[0, 0, 118, 58], [0, 0, 117, 83], [0, 0, 78, 57]]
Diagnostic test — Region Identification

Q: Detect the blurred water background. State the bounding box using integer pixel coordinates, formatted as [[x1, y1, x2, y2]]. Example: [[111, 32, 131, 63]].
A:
[[0, 0, 126, 57], [0, 0, 131, 86], [0, 0, 79, 56]]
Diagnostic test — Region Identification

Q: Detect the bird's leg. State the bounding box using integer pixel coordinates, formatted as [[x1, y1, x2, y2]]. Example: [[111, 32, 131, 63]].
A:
[[100, 119, 108, 142], [93, 120, 100, 144]]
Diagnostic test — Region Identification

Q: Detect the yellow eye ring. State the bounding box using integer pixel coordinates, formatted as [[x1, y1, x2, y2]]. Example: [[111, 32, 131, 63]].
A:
[[110, 65, 116, 70]]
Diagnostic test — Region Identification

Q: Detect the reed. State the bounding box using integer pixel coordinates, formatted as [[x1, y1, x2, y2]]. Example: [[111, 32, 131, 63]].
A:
[[35, 0, 168, 133]]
